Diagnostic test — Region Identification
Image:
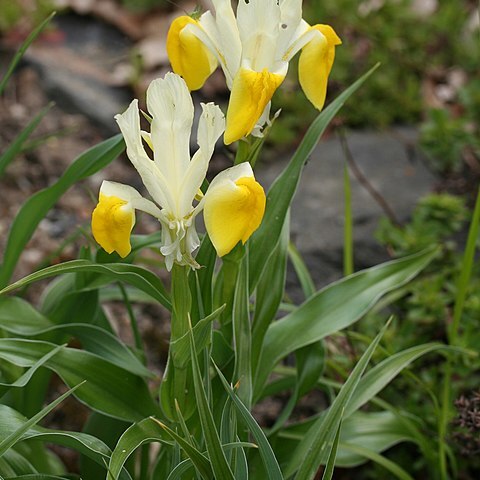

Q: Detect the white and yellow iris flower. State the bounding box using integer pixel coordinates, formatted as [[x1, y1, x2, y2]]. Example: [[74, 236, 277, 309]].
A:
[[167, 0, 341, 145], [92, 73, 266, 270]]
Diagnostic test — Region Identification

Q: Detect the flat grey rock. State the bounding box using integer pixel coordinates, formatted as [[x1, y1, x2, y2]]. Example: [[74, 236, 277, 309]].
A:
[[24, 14, 132, 135], [257, 127, 437, 286]]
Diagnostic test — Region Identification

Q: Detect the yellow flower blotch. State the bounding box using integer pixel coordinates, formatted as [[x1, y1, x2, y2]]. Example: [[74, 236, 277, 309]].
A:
[[224, 68, 284, 145], [167, 16, 218, 91], [91, 194, 134, 258], [204, 176, 266, 257], [298, 24, 341, 111]]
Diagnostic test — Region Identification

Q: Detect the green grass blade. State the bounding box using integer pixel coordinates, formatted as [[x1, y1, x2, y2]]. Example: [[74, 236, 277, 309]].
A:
[[0, 381, 84, 456], [346, 343, 448, 416], [152, 419, 213, 480], [289, 320, 390, 479], [213, 363, 284, 480], [248, 64, 380, 292], [189, 331, 235, 480], [0, 135, 124, 288], [232, 251, 252, 407], [166, 459, 194, 480], [343, 162, 354, 276], [0, 12, 55, 95], [450, 186, 480, 344], [252, 214, 289, 371], [288, 241, 315, 300], [0, 343, 64, 396], [107, 417, 171, 480], [0, 103, 53, 178], [321, 419, 342, 480]]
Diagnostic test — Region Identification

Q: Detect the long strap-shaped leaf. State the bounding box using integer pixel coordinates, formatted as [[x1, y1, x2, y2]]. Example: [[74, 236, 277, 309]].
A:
[[0, 339, 160, 422], [248, 64, 380, 292], [288, 321, 390, 480], [254, 247, 437, 397], [0, 135, 124, 288], [0, 12, 55, 95], [107, 417, 172, 480], [214, 363, 284, 480], [0, 259, 170, 310], [189, 329, 235, 479], [0, 103, 53, 178], [0, 382, 84, 456]]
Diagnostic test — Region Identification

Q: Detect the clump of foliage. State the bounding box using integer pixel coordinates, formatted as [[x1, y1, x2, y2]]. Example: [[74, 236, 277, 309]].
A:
[[420, 79, 480, 174], [370, 192, 480, 478]]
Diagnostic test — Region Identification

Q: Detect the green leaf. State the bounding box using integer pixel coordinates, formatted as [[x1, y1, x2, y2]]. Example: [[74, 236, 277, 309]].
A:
[[337, 411, 415, 468], [0, 135, 125, 288], [248, 64, 380, 291], [170, 305, 225, 369], [0, 12, 55, 95], [152, 419, 213, 480], [213, 363, 284, 480], [252, 214, 289, 371], [0, 260, 170, 310], [166, 459, 194, 480], [189, 332, 234, 480], [0, 297, 152, 378], [0, 382, 83, 456], [0, 104, 53, 178], [0, 344, 64, 396], [321, 420, 342, 480], [289, 321, 389, 480], [346, 343, 448, 417], [2, 475, 75, 479], [339, 444, 414, 480], [288, 242, 315, 300], [107, 417, 171, 480], [0, 339, 160, 422], [0, 405, 131, 479], [254, 247, 437, 396], [268, 342, 325, 436], [232, 250, 252, 407], [451, 185, 480, 343]]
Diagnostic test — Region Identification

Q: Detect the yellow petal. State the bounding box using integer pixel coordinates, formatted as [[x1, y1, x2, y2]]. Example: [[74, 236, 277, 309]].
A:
[[224, 67, 284, 145], [204, 176, 266, 257], [298, 24, 341, 111], [91, 194, 135, 258], [167, 16, 218, 91]]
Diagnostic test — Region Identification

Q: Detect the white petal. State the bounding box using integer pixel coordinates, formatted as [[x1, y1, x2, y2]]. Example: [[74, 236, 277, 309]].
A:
[[146, 73, 193, 191], [237, 0, 280, 71], [205, 162, 254, 196], [115, 100, 175, 210], [277, 0, 304, 56], [100, 181, 162, 218], [282, 21, 321, 62], [210, 0, 242, 80], [178, 102, 225, 215]]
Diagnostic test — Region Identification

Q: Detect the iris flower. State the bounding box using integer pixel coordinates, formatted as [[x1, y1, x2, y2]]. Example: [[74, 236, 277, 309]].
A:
[[91, 73, 266, 270], [167, 0, 341, 144]]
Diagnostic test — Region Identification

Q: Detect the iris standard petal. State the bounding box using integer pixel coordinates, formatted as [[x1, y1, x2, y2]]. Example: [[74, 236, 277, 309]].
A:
[[167, 16, 218, 91], [298, 24, 341, 111], [92, 193, 135, 258], [203, 166, 266, 257], [224, 67, 284, 144]]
